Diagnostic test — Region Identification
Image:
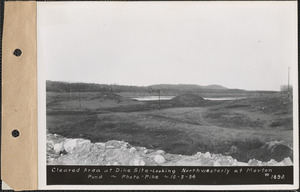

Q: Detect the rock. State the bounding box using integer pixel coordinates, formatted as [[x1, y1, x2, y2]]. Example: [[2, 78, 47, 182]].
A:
[[266, 159, 279, 166], [156, 150, 165, 154], [139, 160, 146, 166], [47, 140, 55, 146], [106, 140, 127, 148], [95, 142, 106, 148], [236, 162, 248, 166], [232, 159, 238, 166], [76, 140, 91, 153], [47, 133, 294, 167], [130, 158, 146, 166], [129, 147, 136, 153], [64, 139, 78, 153], [136, 147, 145, 151], [281, 157, 293, 166], [64, 139, 91, 154], [122, 143, 129, 149], [203, 152, 211, 158], [213, 161, 221, 166], [133, 159, 143, 166], [47, 140, 55, 152], [106, 145, 115, 149], [248, 159, 263, 166], [54, 143, 64, 154], [154, 155, 166, 164]]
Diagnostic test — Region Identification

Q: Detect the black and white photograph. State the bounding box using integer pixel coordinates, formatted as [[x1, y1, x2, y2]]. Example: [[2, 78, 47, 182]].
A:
[[37, 1, 298, 188]]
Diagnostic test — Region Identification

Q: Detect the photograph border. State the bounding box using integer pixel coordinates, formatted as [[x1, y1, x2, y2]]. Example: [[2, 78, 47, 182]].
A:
[[37, 1, 299, 190]]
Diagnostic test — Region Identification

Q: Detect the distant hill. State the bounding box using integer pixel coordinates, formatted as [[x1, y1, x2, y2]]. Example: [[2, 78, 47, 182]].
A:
[[150, 84, 228, 91], [46, 80, 278, 97], [150, 84, 202, 91], [204, 84, 228, 90], [46, 81, 246, 94]]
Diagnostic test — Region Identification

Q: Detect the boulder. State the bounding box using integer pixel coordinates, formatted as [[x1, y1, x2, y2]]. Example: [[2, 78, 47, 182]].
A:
[[54, 143, 64, 154], [94, 142, 106, 148], [248, 159, 263, 166], [46, 140, 55, 152], [266, 159, 279, 166], [64, 139, 77, 153], [154, 155, 166, 164], [203, 152, 211, 158], [130, 158, 146, 166], [213, 161, 221, 166], [106, 140, 128, 149], [64, 139, 91, 154], [129, 147, 137, 153], [280, 157, 293, 166]]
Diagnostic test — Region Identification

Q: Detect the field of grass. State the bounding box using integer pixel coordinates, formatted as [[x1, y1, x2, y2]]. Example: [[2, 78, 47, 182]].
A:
[[46, 91, 293, 162]]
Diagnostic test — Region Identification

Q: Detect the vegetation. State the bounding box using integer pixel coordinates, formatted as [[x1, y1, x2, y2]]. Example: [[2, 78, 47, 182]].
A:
[[46, 80, 277, 97], [46, 81, 293, 162]]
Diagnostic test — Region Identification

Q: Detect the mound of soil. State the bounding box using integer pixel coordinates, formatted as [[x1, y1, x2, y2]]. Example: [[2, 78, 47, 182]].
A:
[[91, 92, 122, 100], [247, 140, 293, 162], [170, 94, 206, 106]]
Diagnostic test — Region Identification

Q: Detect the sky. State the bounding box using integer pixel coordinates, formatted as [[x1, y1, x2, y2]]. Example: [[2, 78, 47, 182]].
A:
[[37, 1, 297, 91]]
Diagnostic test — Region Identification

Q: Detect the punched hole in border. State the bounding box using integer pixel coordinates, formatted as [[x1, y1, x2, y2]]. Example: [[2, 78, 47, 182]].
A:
[[12, 129, 20, 138], [13, 49, 22, 57]]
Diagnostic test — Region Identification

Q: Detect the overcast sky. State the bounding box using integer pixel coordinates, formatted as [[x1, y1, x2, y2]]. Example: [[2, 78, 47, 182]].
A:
[[37, 1, 297, 91]]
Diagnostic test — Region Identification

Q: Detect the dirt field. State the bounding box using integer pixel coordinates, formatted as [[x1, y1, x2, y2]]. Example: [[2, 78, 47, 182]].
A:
[[46, 91, 293, 162]]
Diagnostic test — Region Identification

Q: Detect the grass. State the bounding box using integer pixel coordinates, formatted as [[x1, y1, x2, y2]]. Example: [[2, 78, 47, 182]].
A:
[[46, 91, 293, 162]]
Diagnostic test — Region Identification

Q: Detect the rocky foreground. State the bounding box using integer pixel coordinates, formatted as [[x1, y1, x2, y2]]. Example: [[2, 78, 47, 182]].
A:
[[47, 133, 293, 166]]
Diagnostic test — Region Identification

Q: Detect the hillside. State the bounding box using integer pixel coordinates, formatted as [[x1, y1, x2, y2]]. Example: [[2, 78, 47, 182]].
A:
[[205, 84, 228, 89], [47, 91, 293, 163], [150, 84, 228, 90]]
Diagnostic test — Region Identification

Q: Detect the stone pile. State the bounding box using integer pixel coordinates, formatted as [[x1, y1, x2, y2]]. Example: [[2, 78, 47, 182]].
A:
[[47, 133, 293, 166]]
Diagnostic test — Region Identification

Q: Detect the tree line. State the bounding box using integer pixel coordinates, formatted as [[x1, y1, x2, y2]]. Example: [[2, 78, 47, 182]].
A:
[[46, 81, 153, 93]]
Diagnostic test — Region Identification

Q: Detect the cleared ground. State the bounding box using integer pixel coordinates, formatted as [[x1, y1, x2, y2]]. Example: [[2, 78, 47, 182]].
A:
[[47, 91, 293, 162]]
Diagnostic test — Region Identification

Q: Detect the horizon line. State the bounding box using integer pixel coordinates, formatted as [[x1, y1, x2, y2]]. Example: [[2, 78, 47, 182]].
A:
[[46, 80, 282, 92]]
